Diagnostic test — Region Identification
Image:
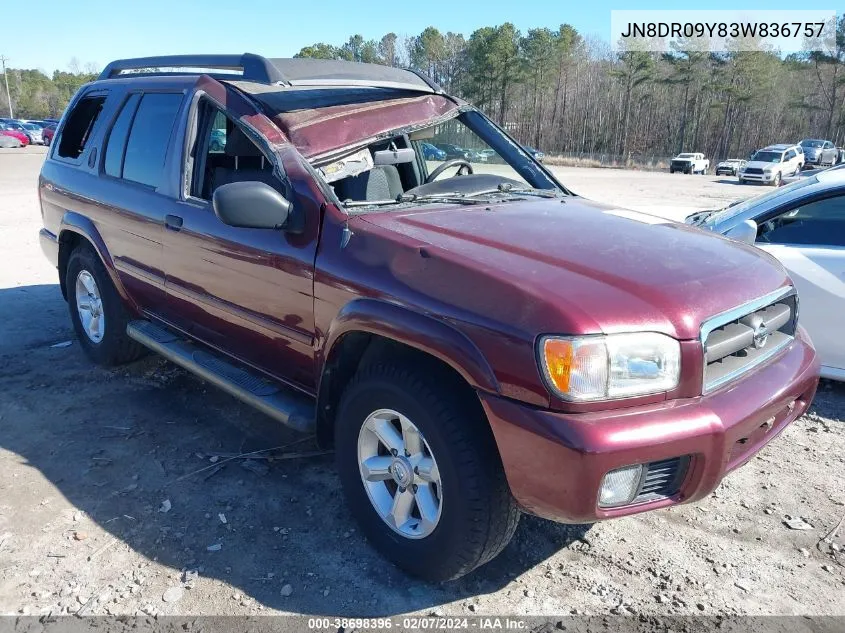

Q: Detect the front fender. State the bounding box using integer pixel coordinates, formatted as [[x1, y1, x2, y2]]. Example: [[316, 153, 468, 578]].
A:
[[59, 212, 137, 310], [320, 298, 499, 394]]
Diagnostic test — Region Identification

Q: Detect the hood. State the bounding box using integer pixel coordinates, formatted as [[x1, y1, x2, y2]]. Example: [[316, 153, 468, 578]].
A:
[[356, 198, 791, 340]]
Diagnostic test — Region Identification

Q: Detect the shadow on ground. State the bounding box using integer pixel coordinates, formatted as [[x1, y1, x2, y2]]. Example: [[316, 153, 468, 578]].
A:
[[0, 283, 590, 616]]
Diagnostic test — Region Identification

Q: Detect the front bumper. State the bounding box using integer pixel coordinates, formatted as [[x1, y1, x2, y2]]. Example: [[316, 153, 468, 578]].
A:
[[481, 328, 819, 524], [739, 172, 776, 183]]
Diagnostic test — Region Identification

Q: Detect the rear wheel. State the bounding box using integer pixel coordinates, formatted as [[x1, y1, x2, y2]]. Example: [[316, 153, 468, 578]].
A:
[[335, 362, 519, 581], [66, 245, 145, 366]]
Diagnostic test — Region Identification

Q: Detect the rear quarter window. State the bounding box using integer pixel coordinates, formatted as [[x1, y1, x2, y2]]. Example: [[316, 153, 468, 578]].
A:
[[57, 95, 107, 160]]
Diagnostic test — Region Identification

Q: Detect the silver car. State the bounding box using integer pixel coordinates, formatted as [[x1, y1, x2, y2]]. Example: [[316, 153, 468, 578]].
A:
[[798, 139, 839, 167]]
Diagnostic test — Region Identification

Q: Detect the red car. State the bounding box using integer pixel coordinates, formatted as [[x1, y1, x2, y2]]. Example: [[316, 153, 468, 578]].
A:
[[38, 55, 820, 581], [0, 124, 29, 146], [41, 124, 56, 146]]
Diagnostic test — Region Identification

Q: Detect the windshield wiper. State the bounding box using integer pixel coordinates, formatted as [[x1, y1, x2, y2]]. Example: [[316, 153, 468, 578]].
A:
[[396, 192, 485, 205]]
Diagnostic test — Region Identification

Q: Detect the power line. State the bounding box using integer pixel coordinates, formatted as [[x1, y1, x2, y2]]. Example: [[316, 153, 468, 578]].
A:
[[0, 55, 13, 119]]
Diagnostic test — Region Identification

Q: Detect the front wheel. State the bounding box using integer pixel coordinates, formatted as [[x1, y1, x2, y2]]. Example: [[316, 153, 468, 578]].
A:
[[335, 363, 519, 581], [772, 171, 782, 187]]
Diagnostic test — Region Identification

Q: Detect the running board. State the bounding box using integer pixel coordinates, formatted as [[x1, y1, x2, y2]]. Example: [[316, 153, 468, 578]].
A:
[[127, 320, 315, 433]]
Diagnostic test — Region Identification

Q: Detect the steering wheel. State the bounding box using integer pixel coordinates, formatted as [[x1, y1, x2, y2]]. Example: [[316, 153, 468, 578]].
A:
[[425, 159, 474, 183]]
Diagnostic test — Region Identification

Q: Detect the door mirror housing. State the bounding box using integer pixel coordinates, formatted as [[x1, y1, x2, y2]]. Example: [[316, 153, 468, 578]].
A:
[[212, 181, 291, 230], [725, 219, 757, 245]]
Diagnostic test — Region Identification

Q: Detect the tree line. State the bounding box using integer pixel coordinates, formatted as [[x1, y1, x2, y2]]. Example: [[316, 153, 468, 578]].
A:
[[4, 22, 844, 163], [0, 59, 98, 120], [295, 19, 845, 161]]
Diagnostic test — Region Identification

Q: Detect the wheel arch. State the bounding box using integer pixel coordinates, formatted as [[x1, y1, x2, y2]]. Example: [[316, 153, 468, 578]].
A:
[[315, 299, 500, 447], [57, 212, 134, 309]]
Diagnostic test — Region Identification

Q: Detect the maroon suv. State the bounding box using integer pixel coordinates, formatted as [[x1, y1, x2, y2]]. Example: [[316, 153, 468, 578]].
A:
[[38, 54, 820, 581]]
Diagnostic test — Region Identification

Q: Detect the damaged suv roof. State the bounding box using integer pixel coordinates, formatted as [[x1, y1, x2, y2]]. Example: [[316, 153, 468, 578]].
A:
[[100, 54, 463, 161]]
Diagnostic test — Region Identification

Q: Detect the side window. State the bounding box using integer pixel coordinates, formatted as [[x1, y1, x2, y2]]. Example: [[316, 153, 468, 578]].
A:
[[104, 93, 141, 178], [122, 93, 184, 189], [57, 95, 106, 160], [784, 150, 795, 161], [191, 104, 277, 200], [758, 195, 845, 247], [825, 141, 833, 149]]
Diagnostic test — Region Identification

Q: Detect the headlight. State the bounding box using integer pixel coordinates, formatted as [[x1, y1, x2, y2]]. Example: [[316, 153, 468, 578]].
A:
[[539, 333, 681, 401]]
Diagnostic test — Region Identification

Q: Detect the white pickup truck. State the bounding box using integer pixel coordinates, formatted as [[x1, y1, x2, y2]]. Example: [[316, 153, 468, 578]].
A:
[[670, 152, 709, 175]]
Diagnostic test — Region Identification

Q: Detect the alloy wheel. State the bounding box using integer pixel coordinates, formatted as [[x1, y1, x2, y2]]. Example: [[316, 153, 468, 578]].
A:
[[357, 408, 442, 539], [75, 270, 105, 343]]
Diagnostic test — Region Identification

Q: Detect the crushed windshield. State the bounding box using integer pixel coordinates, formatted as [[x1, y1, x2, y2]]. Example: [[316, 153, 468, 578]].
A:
[[704, 176, 818, 227], [323, 111, 565, 210]]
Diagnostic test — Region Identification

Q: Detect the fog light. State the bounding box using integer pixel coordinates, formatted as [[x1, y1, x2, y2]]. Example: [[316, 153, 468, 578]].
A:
[[599, 464, 644, 507]]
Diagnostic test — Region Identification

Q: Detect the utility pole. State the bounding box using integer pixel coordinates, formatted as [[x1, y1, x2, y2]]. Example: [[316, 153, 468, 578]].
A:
[[0, 56, 13, 119]]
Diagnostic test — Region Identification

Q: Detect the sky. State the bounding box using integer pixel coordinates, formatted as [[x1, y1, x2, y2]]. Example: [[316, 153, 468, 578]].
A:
[[1, 0, 822, 75]]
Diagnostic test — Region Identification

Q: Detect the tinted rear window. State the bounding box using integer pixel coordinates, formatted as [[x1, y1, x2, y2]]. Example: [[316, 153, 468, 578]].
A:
[[122, 93, 183, 189], [104, 93, 141, 178]]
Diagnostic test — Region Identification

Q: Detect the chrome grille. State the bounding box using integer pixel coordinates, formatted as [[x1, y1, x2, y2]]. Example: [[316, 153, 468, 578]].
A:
[[633, 457, 689, 504], [701, 288, 797, 393]]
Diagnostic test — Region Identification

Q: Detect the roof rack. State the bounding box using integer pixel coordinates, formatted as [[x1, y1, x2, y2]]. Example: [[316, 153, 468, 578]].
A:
[[98, 54, 441, 93], [98, 54, 290, 85]]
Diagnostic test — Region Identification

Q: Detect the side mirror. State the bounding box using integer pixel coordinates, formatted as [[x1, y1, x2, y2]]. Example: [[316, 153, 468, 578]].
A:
[[725, 219, 757, 244], [212, 181, 291, 230]]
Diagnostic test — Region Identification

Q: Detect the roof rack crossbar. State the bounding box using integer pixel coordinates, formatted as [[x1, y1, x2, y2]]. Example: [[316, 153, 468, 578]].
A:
[[98, 54, 289, 85]]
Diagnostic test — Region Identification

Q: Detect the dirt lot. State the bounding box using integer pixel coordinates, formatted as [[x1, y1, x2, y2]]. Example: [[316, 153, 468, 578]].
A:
[[1, 146, 843, 618]]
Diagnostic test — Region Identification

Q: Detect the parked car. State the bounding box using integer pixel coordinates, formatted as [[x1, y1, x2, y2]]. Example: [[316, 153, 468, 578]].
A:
[[715, 158, 747, 176], [687, 168, 845, 380], [41, 124, 57, 146], [433, 142, 471, 160], [420, 142, 446, 161], [3, 120, 43, 144], [523, 146, 545, 162], [669, 152, 709, 174], [0, 133, 22, 148], [0, 124, 29, 146], [798, 139, 839, 167], [738, 144, 803, 186], [39, 54, 819, 581]]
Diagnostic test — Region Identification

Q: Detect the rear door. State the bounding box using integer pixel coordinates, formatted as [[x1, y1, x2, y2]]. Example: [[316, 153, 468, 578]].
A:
[[756, 192, 845, 374], [159, 80, 320, 391], [94, 87, 187, 312]]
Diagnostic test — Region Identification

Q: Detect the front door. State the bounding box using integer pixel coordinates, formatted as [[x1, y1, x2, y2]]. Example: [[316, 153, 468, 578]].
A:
[[161, 93, 319, 392]]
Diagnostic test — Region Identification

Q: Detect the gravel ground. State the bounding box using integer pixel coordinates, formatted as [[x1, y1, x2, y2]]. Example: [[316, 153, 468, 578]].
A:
[[0, 146, 843, 618]]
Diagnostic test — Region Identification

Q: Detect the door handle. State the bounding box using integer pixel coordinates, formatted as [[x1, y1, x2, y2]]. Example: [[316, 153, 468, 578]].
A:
[[165, 214, 183, 231]]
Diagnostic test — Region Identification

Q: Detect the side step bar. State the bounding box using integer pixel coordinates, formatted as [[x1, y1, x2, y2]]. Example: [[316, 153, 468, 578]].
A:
[[127, 320, 315, 433]]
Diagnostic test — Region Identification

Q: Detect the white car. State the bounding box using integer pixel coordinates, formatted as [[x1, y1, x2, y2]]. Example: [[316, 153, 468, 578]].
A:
[[670, 152, 709, 174], [686, 168, 845, 380], [738, 144, 803, 186]]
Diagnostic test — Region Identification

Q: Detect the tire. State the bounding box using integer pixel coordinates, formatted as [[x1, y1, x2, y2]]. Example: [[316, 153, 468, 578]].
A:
[[738, 177, 745, 184], [772, 171, 781, 187], [66, 245, 145, 366], [669, 169, 674, 174], [335, 362, 520, 582]]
